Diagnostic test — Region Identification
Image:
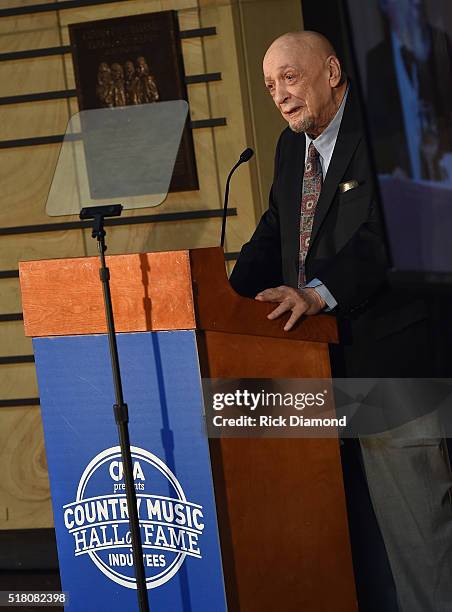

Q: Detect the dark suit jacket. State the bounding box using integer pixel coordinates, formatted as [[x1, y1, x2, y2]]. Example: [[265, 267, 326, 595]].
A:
[[230, 85, 430, 378]]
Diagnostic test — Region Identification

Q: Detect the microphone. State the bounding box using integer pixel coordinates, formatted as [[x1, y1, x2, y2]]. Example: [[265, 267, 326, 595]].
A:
[[239, 147, 254, 163], [220, 147, 254, 248]]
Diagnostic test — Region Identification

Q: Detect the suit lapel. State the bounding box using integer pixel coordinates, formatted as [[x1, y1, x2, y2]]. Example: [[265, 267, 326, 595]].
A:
[[308, 89, 362, 252]]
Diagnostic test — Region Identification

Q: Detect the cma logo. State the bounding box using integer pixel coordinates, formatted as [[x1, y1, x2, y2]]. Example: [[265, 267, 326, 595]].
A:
[[109, 461, 146, 483]]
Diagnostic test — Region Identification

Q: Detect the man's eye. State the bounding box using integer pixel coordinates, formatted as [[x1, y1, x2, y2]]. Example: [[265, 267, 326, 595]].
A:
[[285, 74, 295, 81]]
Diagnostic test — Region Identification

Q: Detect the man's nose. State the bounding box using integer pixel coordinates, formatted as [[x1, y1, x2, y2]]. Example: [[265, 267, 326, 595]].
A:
[[274, 83, 289, 105]]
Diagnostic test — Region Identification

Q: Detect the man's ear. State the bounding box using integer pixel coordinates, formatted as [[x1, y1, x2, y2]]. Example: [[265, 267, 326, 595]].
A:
[[328, 56, 342, 88]]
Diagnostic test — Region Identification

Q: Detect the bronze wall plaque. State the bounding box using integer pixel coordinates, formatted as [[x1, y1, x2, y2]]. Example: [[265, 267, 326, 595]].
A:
[[69, 10, 199, 194]]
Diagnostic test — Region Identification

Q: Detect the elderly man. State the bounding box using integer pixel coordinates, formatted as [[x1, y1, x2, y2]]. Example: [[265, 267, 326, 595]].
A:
[[230, 31, 452, 611]]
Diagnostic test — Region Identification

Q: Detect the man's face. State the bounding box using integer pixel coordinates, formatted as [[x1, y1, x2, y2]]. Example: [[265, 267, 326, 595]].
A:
[[263, 42, 336, 136], [111, 63, 123, 81], [136, 57, 148, 74]]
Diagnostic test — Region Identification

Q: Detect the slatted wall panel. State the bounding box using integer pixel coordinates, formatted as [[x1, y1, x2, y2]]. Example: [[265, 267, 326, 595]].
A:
[[0, 0, 256, 531]]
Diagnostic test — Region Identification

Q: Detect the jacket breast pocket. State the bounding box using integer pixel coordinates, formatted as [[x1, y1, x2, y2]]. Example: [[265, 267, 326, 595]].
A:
[[338, 182, 371, 205]]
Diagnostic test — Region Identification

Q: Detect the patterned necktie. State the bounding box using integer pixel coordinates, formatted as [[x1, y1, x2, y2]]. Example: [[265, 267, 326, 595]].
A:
[[298, 142, 323, 288]]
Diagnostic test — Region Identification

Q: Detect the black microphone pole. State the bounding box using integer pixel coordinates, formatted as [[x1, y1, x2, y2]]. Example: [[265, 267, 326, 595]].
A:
[[79, 204, 150, 612], [220, 147, 254, 248]]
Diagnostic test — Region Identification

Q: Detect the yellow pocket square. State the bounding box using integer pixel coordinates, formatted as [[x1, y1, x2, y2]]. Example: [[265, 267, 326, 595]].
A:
[[339, 180, 359, 194]]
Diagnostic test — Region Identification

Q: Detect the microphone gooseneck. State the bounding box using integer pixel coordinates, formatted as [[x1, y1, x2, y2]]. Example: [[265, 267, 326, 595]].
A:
[[220, 148, 255, 248]]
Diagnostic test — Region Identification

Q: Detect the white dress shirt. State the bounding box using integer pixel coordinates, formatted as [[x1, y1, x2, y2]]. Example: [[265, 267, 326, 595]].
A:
[[305, 86, 349, 177]]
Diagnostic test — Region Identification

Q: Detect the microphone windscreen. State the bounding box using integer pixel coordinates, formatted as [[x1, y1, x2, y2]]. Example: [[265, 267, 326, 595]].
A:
[[239, 147, 254, 163]]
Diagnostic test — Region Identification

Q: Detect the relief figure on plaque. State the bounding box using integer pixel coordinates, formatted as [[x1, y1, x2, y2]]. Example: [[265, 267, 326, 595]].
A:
[[96, 62, 113, 108], [135, 56, 159, 103], [110, 62, 126, 107], [124, 60, 140, 105]]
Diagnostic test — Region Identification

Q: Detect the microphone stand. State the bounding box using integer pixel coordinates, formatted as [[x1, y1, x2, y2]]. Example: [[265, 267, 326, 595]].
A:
[[79, 204, 150, 612], [220, 148, 254, 248]]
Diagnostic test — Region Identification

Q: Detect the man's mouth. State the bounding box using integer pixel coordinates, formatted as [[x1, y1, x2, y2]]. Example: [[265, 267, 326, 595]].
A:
[[284, 106, 302, 117]]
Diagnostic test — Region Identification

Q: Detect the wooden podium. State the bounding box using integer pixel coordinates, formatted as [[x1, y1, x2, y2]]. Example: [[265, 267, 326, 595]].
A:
[[20, 247, 357, 612]]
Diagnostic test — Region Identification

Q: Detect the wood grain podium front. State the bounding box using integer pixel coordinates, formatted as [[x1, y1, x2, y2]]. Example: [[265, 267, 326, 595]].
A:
[[20, 247, 357, 612]]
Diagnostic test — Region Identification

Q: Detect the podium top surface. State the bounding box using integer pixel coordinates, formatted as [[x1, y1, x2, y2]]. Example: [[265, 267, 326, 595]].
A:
[[19, 250, 196, 337], [19, 247, 338, 343]]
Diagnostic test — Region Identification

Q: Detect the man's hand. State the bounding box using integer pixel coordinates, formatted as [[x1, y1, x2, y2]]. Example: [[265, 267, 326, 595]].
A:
[[255, 285, 326, 331]]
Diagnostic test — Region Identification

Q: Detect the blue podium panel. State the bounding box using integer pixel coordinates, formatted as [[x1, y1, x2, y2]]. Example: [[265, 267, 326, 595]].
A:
[[33, 330, 226, 612]]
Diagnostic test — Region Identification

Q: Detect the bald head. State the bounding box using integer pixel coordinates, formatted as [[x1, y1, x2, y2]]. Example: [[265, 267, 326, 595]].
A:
[[263, 30, 346, 137], [264, 31, 337, 65]]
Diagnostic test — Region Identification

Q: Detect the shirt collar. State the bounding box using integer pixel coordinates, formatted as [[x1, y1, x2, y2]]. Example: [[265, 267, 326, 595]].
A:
[[305, 84, 349, 159]]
